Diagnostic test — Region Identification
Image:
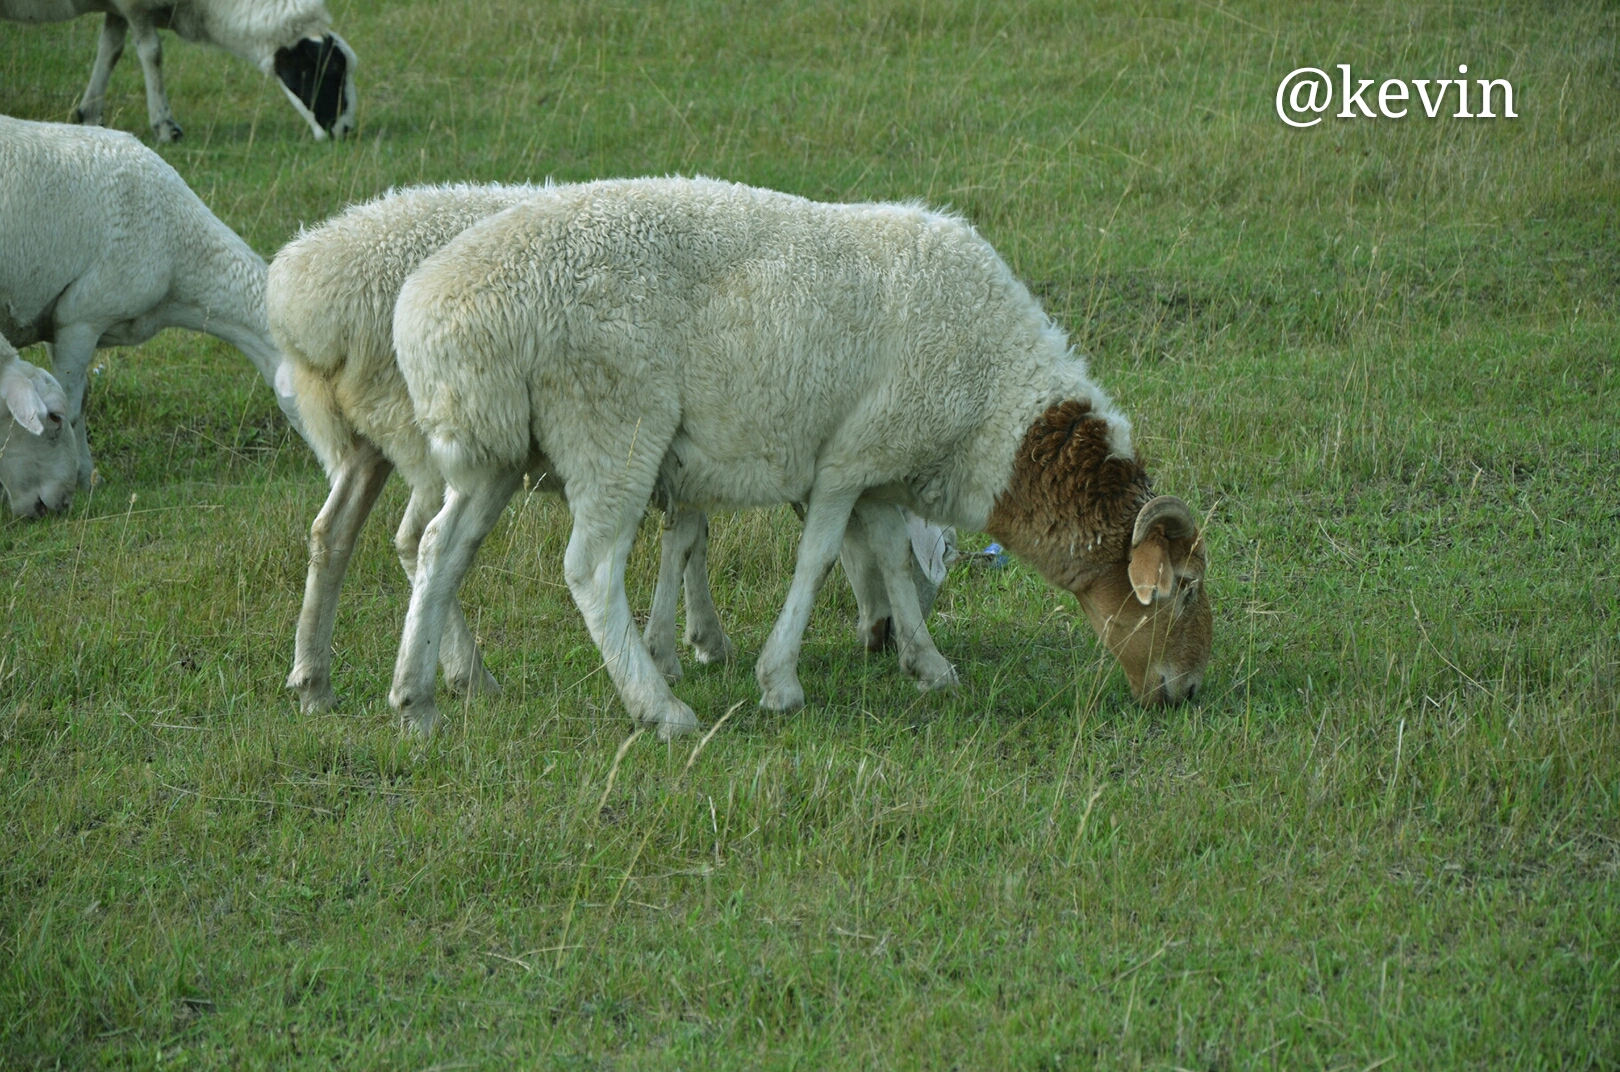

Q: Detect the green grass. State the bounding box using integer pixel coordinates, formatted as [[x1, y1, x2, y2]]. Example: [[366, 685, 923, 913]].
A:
[[2, 1, 1617, 1067]]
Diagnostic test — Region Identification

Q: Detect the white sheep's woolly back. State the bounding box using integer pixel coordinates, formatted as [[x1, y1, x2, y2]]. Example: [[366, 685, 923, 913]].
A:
[[268, 182, 545, 478], [395, 176, 1132, 532], [158, 0, 334, 70]]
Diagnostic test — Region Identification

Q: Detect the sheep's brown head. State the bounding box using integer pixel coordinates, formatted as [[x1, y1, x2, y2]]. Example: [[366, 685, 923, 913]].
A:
[[1076, 495, 1211, 705], [986, 400, 1212, 707]]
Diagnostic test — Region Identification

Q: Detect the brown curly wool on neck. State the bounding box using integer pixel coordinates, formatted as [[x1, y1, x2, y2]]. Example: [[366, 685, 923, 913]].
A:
[[985, 399, 1154, 592]]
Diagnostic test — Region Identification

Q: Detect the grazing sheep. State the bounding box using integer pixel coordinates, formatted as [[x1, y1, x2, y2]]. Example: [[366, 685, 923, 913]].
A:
[[0, 115, 307, 488], [0, 340, 77, 518], [271, 183, 943, 719], [387, 177, 1212, 739], [1, 0, 356, 142]]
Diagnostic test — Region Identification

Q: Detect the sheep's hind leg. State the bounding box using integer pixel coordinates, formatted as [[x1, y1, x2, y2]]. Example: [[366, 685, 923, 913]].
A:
[[74, 13, 127, 127], [128, 15, 181, 142], [565, 493, 699, 740], [757, 487, 861, 712], [395, 483, 499, 698], [851, 500, 957, 692], [390, 467, 524, 737], [287, 441, 392, 713]]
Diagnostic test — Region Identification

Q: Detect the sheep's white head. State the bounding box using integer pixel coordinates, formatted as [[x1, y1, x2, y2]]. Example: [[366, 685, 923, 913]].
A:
[[1, 361, 76, 519], [1081, 496, 1212, 706], [274, 33, 358, 140]]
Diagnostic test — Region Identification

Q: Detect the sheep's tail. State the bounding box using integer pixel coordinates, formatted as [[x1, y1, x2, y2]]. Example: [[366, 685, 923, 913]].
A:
[[282, 359, 354, 476]]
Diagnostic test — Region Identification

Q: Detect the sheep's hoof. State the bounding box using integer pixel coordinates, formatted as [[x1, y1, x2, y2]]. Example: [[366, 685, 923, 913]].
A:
[[914, 665, 960, 693], [287, 671, 336, 714], [651, 701, 699, 741], [301, 694, 335, 715], [758, 677, 805, 714], [904, 652, 960, 693], [153, 119, 183, 143], [402, 705, 440, 738], [299, 686, 337, 715], [448, 666, 500, 697], [391, 685, 440, 737], [686, 628, 734, 666], [647, 642, 684, 684]]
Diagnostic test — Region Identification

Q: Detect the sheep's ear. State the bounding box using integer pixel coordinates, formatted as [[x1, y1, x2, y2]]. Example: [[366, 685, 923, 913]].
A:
[[1128, 533, 1175, 605], [1, 364, 48, 436], [1129, 495, 1201, 603]]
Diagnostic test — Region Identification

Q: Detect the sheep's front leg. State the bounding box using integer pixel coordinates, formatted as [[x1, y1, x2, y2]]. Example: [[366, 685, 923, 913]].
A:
[[851, 500, 958, 692], [45, 323, 101, 489], [127, 16, 181, 142], [287, 441, 392, 713], [680, 509, 735, 666], [800, 499, 893, 653], [756, 488, 860, 712], [838, 507, 896, 652], [395, 484, 499, 698], [566, 499, 699, 740], [74, 12, 127, 127], [644, 508, 694, 683], [645, 507, 733, 682]]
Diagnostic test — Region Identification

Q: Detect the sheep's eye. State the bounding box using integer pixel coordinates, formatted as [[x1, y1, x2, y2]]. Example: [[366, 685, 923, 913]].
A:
[[48, 413, 64, 427]]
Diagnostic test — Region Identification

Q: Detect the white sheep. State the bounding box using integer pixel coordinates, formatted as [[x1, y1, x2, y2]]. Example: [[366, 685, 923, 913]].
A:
[[0, 115, 307, 488], [1, 0, 356, 142], [386, 177, 1213, 739], [270, 183, 945, 720], [0, 338, 77, 518]]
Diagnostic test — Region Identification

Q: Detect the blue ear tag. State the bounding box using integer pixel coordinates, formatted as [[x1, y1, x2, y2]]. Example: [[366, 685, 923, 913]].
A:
[[971, 542, 1007, 568]]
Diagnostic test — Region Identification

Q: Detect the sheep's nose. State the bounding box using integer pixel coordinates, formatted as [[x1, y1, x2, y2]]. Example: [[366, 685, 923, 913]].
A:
[[1159, 670, 1202, 705], [1134, 665, 1205, 708]]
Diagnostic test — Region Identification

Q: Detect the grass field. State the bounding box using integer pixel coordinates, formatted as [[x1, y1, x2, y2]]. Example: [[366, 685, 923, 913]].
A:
[[2, 1, 1618, 1067]]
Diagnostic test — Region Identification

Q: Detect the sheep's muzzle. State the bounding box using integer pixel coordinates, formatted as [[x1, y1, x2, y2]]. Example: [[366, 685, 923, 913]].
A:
[[1076, 495, 1212, 706]]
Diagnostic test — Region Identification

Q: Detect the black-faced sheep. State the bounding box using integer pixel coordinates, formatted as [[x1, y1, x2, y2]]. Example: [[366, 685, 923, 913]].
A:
[[1, 0, 356, 142], [0, 115, 308, 489], [386, 177, 1212, 739]]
